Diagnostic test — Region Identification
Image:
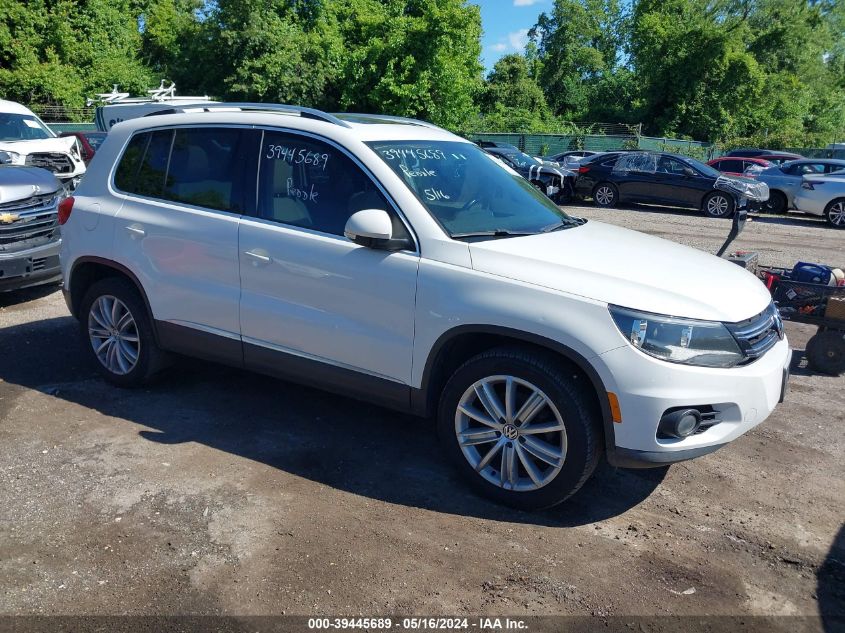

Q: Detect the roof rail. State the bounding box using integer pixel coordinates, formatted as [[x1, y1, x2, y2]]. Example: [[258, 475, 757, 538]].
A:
[[334, 113, 449, 133], [143, 103, 353, 129]]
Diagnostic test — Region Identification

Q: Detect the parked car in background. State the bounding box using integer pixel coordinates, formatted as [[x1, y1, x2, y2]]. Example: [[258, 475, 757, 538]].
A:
[[574, 151, 769, 218], [708, 157, 771, 178], [756, 159, 845, 214], [545, 150, 598, 164], [59, 104, 791, 509], [794, 172, 845, 228], [0, 100, 87, 190], [724, 149, 804, 165], [59, 131, 107, 165], [0, 165, 64, 291], [479, 143, 575, 203]]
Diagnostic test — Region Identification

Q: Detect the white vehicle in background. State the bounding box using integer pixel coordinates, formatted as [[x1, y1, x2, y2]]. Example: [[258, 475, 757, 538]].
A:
[[89, 81, 214, 131], [794, 171, 845, 228], [0, 100, 86, 189]]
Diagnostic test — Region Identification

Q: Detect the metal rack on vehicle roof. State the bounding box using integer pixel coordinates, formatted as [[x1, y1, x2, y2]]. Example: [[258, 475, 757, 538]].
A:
[[142, 103, 451, 134]]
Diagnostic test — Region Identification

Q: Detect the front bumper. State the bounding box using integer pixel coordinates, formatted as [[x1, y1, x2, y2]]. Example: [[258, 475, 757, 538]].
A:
[[0, 239, 62, 292], [597, 335, 791, 468]]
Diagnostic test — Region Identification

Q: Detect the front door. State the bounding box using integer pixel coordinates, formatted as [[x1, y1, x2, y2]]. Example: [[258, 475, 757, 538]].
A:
[[238, 129, 420, 396]]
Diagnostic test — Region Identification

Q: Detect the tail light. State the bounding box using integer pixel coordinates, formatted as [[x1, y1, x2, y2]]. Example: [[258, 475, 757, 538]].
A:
[[577, 165, 591, 174], [58, 196, 74, 225]]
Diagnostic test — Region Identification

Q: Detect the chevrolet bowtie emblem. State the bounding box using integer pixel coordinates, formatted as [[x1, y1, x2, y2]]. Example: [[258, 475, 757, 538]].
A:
[[0, 212, 20, 224]]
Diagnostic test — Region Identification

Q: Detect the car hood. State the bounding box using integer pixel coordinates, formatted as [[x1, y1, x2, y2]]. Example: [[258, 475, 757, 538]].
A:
[[0, 136, 76, 155], [0, 165, 63, 203], [468, 220, 772, 323]]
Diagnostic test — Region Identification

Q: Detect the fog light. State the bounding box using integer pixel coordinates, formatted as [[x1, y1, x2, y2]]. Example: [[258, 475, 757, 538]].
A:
[[658, 408, 701, 439]]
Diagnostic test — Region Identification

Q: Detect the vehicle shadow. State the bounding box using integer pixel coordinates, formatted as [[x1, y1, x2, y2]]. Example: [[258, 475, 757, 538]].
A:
[[0, 282, 62, 308], [0, 315, 666, 527], [817, 523, 845, 631]]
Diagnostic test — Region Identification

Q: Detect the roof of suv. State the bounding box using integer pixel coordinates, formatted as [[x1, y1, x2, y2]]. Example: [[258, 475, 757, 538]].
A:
[[112, 105, 465, 144], [0, 99, 38, 116]]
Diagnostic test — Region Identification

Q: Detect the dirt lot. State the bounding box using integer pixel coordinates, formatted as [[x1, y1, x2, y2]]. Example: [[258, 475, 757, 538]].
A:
[[0, 204, 843, 627]]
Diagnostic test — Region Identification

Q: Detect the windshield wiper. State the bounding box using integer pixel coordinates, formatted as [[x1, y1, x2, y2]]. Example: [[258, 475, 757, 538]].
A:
[[451, 229, 539, 239], [541, 218, 585, 232]]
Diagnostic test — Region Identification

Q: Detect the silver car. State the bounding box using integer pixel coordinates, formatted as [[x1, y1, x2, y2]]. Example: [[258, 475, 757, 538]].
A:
[[793, 172, 845, 228], [757, 158, 845, 214], [0, 164, 64, 291]]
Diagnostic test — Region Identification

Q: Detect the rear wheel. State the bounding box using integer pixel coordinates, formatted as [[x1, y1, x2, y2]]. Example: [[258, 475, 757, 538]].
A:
[[79, 277, 165, 387], [824, 198, 845, 228], [765, 190, 788, 214], [437, 347, 602, 510], [703, 191, 735, 218], [593, 182, 618, 208], [806, 331, 845, 375]]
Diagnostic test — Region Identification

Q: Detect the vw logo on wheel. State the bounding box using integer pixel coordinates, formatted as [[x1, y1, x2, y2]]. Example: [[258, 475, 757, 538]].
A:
[[502, 424, 519, 440]]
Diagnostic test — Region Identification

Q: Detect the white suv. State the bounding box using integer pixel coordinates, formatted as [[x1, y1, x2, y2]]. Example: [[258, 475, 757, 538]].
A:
[[59, 105, 791, 509]]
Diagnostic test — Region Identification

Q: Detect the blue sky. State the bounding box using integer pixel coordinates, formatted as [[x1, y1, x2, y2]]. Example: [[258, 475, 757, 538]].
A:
[[475, 0, 552, 74]]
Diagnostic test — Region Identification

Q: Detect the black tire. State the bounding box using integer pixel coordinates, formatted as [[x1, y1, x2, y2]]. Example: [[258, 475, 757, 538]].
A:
[[806, 331, 845, 376], [823, 198, 845, 229], [765, 190, 788, 214], [79, 276, 166, 387], [436, 346, 602, 510], [592, 182, 618, 208], [702, 191, 735, 218]]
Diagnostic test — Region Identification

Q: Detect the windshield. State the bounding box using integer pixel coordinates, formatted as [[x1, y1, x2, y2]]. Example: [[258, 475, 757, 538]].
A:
[[368, 141, 577, 238], [686, 157, 721, 178], [84, 133, 106, 150], [0, 113, 55, 141], [503, 151, 541, 168]]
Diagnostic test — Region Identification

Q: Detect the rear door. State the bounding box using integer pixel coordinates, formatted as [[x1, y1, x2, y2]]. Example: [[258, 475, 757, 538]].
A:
[[112, 126, 257, 353]]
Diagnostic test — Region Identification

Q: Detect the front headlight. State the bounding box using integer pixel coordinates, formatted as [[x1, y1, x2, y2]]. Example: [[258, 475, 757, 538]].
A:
[[0, 150, 21, 164], [609, 305, 744, 368]]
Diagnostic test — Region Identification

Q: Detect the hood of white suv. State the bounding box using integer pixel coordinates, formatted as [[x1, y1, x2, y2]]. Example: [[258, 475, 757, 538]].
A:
[[467, 220, 772, 323]]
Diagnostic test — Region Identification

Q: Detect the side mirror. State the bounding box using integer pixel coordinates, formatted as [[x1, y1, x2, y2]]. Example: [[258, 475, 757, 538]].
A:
[[344, 208, 393, 246], [683, 167, 697, 177]]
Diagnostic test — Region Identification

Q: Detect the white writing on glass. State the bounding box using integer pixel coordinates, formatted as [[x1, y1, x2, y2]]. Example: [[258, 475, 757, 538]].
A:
[[400, 164, 437, 178], [424, 188, 450, 201], [287, 178, 319, 202], [266, 145, 329, 170]]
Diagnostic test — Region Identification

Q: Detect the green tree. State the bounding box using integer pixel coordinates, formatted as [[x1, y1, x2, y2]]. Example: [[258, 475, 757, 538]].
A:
[[529, 0, 627, 119], [477, 53, 552, 131], [0, 0, 152, 108]]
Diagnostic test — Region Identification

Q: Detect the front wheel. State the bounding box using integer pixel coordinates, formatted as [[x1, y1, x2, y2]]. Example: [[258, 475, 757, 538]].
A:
[[765, 190, 788, 214], [703, 191, 735, 218], [437, 347, 602, 510], [824, 198, 845, 228], [806, 331, 845, 375]]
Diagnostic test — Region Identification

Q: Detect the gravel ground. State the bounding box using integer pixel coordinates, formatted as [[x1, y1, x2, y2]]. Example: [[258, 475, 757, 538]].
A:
[[0, 205, 843, 628]]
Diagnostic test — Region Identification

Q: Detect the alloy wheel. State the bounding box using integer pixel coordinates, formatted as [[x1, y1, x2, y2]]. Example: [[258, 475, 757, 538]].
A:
[[707, 194, 730, 217], [828, 201, 845, 227], [595, 186, 614, 206], [454, 375, 567, 492], [87, 295, 140, 375]]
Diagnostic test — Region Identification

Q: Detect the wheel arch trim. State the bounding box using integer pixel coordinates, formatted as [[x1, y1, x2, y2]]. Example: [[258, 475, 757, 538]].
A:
[[415, 324, 616, 456]]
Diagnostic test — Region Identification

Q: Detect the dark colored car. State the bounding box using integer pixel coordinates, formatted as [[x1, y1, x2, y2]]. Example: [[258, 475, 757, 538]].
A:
[[574, 151, 769, 218], [707, 156, 771, 177], [59, 131, 107, 164], [480, 144, 575, 203]]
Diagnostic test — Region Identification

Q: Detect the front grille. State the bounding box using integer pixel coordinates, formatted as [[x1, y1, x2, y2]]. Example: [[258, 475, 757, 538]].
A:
[[725, 303, 782, 363], [25, 152, 74, 174], [0, 194, 60, 251]]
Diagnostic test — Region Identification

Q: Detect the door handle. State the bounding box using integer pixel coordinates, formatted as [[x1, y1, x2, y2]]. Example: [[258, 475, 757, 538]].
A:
[[125, 225, 145, 238], [244, 250, 271, 266]]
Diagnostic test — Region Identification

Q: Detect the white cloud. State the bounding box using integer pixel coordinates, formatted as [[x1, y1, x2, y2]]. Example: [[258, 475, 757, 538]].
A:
[[488, 42, 509, 52], [507, 28, 530, 50], [513, 0, 543, 6]]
